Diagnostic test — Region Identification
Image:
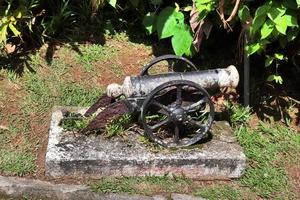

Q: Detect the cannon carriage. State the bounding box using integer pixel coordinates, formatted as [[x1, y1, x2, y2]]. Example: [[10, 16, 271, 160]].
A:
[[82, 55, 239, 148]]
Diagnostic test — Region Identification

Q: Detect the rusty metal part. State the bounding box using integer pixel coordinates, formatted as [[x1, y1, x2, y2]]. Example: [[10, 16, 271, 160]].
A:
[[84, 94, 114, 117], [81, 100, 130, 133]]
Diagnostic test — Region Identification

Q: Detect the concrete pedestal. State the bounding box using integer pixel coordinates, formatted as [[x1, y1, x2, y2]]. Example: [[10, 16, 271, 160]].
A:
[[45, 107, 246, 179]]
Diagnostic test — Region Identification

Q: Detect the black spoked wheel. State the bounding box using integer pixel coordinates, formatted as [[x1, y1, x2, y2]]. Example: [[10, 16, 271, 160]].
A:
[[140, 80, 214, 148]]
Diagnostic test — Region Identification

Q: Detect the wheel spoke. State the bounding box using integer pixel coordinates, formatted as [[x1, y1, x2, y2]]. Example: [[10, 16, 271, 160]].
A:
[[174, 125, 180, 143], [185, 97, 206, 113], [150, 118, 170, 130], [152, 100, 170, 113], [176, 86, 182, 106], [188, 118, 207, 131]]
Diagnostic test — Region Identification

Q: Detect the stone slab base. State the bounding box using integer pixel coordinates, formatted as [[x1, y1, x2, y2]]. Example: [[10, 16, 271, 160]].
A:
[[45, 107, 246, 179]]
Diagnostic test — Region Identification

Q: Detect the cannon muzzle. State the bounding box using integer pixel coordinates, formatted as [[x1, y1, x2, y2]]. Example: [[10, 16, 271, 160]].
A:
[[107, 65, 239, 98]]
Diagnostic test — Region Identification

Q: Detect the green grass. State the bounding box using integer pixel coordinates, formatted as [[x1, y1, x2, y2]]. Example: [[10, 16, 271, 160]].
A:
[[196, 185, 243, 200], [75, 44, 116, 72], [235, 123, 300, 199], [225, 102, 252, 126], [90, 174, 193, 195], [0, 148, 36, 176], [23, 72, 55, 114], [59, 84, 102, 107]]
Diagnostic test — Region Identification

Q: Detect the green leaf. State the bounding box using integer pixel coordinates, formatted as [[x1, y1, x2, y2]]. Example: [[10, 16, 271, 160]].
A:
[[251, 14, 266, 35], [282, 14, 298, 27], [143, 12, 156, 35], [129, 0, 139, 7], [267, 75, 283, 84], [238, 5, 250, 22], [196, 0, 213, 5], [287, 28, 299, 41], [156, 7, 184, 39], [197, 4, 209, 20], [297, 0, 300, 8], [8, 23, 20, 36], [255, 5, 269, 16], [0, 23, 8, 43], [274, 53, 284, 60], [267, 6, 286, 21], [195, 0, 215, 20], [245, 43, 261, 56], [265, 56, 274, 67], [261, 20, 274, 39], [274, 16, 288, 35], [171, 25, 193, 56], [107, 0, 116, 7]]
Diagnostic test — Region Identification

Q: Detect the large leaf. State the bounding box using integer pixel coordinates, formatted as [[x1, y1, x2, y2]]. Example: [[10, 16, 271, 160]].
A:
[[274, 16, 288, 35], [255, 5, 269, 16], [261, 20, 274, 39], [171, 25, 193, 56], [251, 14, 266, 35], [238, 5, 250, 22], [297, 0, 300, 8], [283, 14, 298, 27], [156, 7, 184, 39], [267, 6, 286, 21], [143, 12, 156, 35]]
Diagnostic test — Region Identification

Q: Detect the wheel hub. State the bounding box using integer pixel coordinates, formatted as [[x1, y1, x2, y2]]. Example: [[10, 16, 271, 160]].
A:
[[170, 107, 186, 123]]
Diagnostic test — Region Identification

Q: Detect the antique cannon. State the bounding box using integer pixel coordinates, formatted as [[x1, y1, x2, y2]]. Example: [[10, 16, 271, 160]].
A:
[[82, 55, 239, 148]]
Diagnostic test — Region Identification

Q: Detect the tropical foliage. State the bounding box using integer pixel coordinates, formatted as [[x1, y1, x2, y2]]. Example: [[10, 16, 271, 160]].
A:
[[1, 0, 300, 83]]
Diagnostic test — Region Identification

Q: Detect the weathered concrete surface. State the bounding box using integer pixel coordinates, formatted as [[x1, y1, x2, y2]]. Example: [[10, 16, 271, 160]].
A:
[[46, 107, 246, 179], [0, 175, 183, 200]]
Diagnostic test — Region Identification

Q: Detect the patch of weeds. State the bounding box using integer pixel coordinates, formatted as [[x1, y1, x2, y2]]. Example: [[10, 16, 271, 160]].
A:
[[195, 185, 242, 200], [105, 114, 132, 138], [75, 44, 116, 72], [90, 174, 193, 195], [0, 148, 36, 176], [60, 112, 132, 136], [235, 123, 300, 198], [138, 135, 163, 152], [5, 69, 20, 82], [60, 112, 95, 132], [225, 102, 251, 126], [59, 84, 102, 107]]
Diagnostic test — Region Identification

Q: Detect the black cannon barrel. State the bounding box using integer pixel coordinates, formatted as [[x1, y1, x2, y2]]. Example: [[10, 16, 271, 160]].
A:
[[106, 65, 239, 98]]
